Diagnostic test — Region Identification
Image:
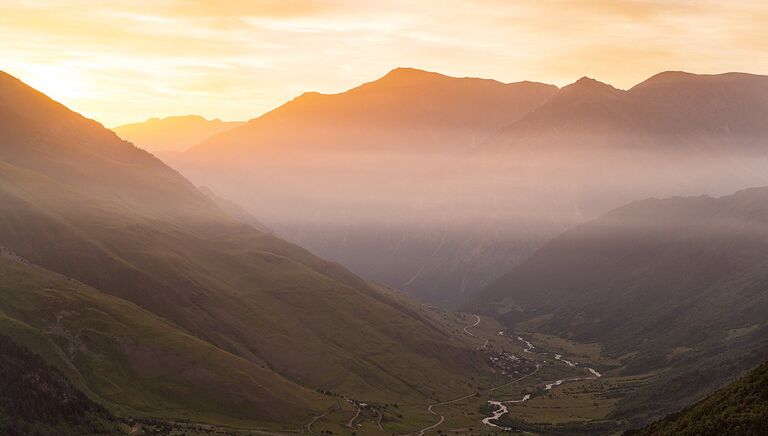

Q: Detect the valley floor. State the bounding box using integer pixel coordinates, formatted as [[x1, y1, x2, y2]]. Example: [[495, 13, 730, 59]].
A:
[[302, 313, 641, 435], [79, 309, 666, 436]]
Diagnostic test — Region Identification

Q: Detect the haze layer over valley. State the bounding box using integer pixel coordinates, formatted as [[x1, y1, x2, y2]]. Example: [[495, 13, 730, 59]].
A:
[[173, 68, 768, 307]]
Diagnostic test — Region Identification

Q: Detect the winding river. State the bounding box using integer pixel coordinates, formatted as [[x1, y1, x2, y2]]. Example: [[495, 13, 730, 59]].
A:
[[411, 319, 604, 435], [481, 334, 603, 431], [481, 395, 531, 430]]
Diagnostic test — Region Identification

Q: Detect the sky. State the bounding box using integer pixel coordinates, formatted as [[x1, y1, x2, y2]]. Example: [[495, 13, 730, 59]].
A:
[[2, 0, 767, 127]]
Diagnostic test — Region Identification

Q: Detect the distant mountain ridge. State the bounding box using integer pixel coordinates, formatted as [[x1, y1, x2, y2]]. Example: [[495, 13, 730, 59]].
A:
[[112, 115, 243, 159], [173, 67, 768, 307], [485, 71, 768, 154], [183, 67, 557, 157]]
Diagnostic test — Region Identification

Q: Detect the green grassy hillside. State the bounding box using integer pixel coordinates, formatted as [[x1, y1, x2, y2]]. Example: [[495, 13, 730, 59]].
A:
[[629, 361, 768, 435], [0, 252, 328, 428], [0, 70, 488, 427], [0, 159, 479, 404]]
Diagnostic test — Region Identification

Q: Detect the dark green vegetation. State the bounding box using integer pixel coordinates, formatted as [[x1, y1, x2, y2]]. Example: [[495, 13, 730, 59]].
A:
[[496, 418, 623, 436], [473, 187, 768, 425], [0, 70, 489, 430], [0, 333, 121, 435], [630, 361, 768, 435]]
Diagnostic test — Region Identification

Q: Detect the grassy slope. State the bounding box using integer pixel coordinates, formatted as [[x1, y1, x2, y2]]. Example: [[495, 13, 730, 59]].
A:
[[0, 69, 487, 422], [0, 253, 328, 428], [629, 361, 768, 435], [0, 161, 479, 404]]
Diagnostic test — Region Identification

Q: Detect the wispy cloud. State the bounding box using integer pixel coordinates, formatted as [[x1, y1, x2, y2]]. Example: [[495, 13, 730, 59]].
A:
[[1, 0, 766, 126]]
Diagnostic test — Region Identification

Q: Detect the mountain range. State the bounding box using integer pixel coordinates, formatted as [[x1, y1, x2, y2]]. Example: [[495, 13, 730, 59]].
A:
[[169, 68, 768, 308], [112, 115, 243, 160]]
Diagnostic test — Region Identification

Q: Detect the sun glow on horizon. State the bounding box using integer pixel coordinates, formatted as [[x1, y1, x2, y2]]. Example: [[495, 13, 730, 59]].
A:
[[2, 0, 767, 126]]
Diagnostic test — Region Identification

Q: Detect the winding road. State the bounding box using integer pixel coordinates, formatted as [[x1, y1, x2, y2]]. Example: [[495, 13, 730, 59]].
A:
[[412, 316, 540, 435], [346, 402, 362, 428], [462, 315, 488, 350], [305, 400, 340, 435], [376, 409, 384, 431], [414, 367, 541, 436]]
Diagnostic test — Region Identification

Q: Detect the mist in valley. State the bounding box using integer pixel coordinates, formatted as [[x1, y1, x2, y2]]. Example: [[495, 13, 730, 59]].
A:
[[171, 71, 768, 307]]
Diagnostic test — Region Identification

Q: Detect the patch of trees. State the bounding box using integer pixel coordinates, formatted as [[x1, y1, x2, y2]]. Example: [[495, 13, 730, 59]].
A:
[[0, 334, 119, 435], [627, 361, 768, 435]]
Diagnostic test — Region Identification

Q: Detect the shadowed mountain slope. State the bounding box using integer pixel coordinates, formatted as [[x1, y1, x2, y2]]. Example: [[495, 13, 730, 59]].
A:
[[0, 332, 122, 436], [0, 252, 325, 428], [471, 187, 768, 423], [629, 360, 768, 435], [0, 70, 487, 427]]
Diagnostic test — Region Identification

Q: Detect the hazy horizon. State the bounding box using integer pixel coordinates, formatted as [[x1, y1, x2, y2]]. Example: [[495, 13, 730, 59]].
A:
[[3, 0, 768, 126]]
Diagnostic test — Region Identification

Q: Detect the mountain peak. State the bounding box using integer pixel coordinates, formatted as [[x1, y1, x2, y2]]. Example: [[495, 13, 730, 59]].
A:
[[384, 66, 439, 77], [630, 71, 697, 90], [377, 67, 448, 85], [553, 76, 623, 101], [569, 76, 619, 91], [576, 76, 600, 84]]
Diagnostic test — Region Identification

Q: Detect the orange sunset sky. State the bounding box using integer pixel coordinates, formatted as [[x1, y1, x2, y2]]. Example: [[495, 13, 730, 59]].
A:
[[2, 0, 767, 126]]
